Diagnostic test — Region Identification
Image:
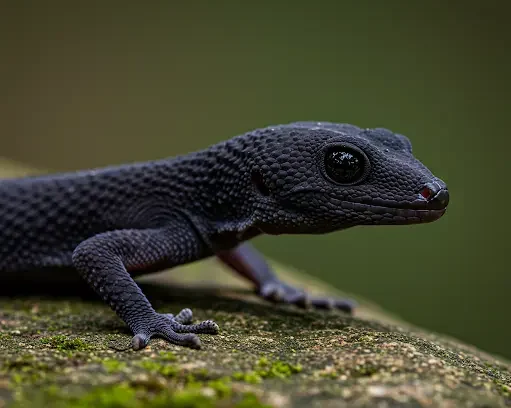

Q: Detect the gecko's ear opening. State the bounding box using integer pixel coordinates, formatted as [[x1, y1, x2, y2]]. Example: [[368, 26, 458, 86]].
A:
[[251, 169, 270, 196]]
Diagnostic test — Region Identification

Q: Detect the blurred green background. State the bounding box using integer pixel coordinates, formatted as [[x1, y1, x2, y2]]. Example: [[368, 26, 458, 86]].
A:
[[1, 2, 509, 358]]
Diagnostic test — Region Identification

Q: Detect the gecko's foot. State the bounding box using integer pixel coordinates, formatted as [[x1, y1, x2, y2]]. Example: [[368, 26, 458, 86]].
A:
[[131, 309, 219, 351], [259, 280, 356, 314]]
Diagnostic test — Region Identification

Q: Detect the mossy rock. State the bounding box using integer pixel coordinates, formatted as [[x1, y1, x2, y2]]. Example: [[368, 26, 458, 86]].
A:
[[0, 158, 510, 408]]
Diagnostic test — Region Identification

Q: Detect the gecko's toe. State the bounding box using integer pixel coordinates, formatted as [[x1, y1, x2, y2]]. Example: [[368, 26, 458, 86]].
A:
[[260, 280, 311, 308], [278, 288, 310, 309], [311, 297, 335, 310], [174, 308, 194, 324], [170, 319, 219, 335], [260, 281, 288, 303], [155, 326, 202, 349], [310, 297, 356, 314], [289, 292, 311, 309], [183, 333, 201, 349], [334, 299, 357, 314], [165, 308, 194, 324]]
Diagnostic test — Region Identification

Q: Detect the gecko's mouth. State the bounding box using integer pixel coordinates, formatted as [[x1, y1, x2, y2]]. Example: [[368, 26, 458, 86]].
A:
[[353, 202, 447, 224], [279, 187, 449, 226], [319, 192, 448, 223], [354, 187, 449, 224]]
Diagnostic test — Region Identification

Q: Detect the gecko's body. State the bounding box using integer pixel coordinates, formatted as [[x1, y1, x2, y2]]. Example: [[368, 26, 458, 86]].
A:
[[0, 122, 449, 350]]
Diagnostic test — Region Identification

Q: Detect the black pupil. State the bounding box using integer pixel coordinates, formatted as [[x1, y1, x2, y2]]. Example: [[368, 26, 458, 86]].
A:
[[325, 149, 363, 183]]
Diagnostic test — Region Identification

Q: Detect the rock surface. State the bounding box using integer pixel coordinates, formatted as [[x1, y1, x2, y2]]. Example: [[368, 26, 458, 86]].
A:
[[0, 158, 510, 408]]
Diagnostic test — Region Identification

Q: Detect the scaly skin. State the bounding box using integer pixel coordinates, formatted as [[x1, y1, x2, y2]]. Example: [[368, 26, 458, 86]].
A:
[[0, 122, 449, 350]]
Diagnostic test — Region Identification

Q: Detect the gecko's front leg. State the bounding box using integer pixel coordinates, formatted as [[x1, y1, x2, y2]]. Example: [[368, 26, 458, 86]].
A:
[[72, 225, 218, 350]]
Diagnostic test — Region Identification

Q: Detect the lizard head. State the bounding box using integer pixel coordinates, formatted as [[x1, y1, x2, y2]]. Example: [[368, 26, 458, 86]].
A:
[[245, 122, 449, 234]]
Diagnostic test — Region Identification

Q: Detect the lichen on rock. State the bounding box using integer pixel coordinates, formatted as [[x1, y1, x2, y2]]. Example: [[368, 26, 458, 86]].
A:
[[0, 259, 510, 408]]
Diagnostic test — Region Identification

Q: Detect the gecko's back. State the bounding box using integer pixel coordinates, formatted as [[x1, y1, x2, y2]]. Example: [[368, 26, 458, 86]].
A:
[[0, 162, 169, 272], [0, 137, 249, 275]]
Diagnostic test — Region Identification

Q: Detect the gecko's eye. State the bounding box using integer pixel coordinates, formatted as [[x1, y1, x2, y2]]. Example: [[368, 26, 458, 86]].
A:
[[324, 145, 369, 185]]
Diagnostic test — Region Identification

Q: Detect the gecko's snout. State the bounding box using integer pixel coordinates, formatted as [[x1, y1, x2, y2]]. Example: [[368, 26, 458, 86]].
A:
[[419, 181, 449, 210]]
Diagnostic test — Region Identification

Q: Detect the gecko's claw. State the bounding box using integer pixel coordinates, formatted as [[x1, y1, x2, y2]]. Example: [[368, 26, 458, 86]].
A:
[[258, 280, 355, 314], [131, 311, 218, 351]]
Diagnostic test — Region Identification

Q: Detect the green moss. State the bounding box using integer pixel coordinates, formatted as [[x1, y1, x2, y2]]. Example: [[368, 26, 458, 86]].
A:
[[138, 357, 210, 381], [318, 370, 339, 380], [40, 335, 93, 352], [254, 356, 302, 379], [235, 393, 273, 408], [232, 371, 263, 384], [11, 381, 270, 408], [102, 358, 127, 374], [233, 356, 302, 384], [157, 351, 177, 361], [1, 354, 54, 384], [15, 384, 140, 408], [185, 368, 211, 384], [0, 255, 509, 407], [2, 353, 37, 370], [138, 360, 179, 377], [160, 384, 215, 408], [493, 380, 511, 398], [65, 384, 137, 407], [205, 377, 233, 398]]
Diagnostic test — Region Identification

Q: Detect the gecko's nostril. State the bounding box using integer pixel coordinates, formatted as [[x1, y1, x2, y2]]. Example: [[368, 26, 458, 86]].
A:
[[420, 186, 434, 200]]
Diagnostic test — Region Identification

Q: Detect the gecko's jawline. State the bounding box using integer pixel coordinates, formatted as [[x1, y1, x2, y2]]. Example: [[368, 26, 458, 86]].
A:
[[358, 203, 447, 223]]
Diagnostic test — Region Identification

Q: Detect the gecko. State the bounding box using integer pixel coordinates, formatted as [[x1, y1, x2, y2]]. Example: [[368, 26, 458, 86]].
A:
[[0, 122, 449, 350]]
